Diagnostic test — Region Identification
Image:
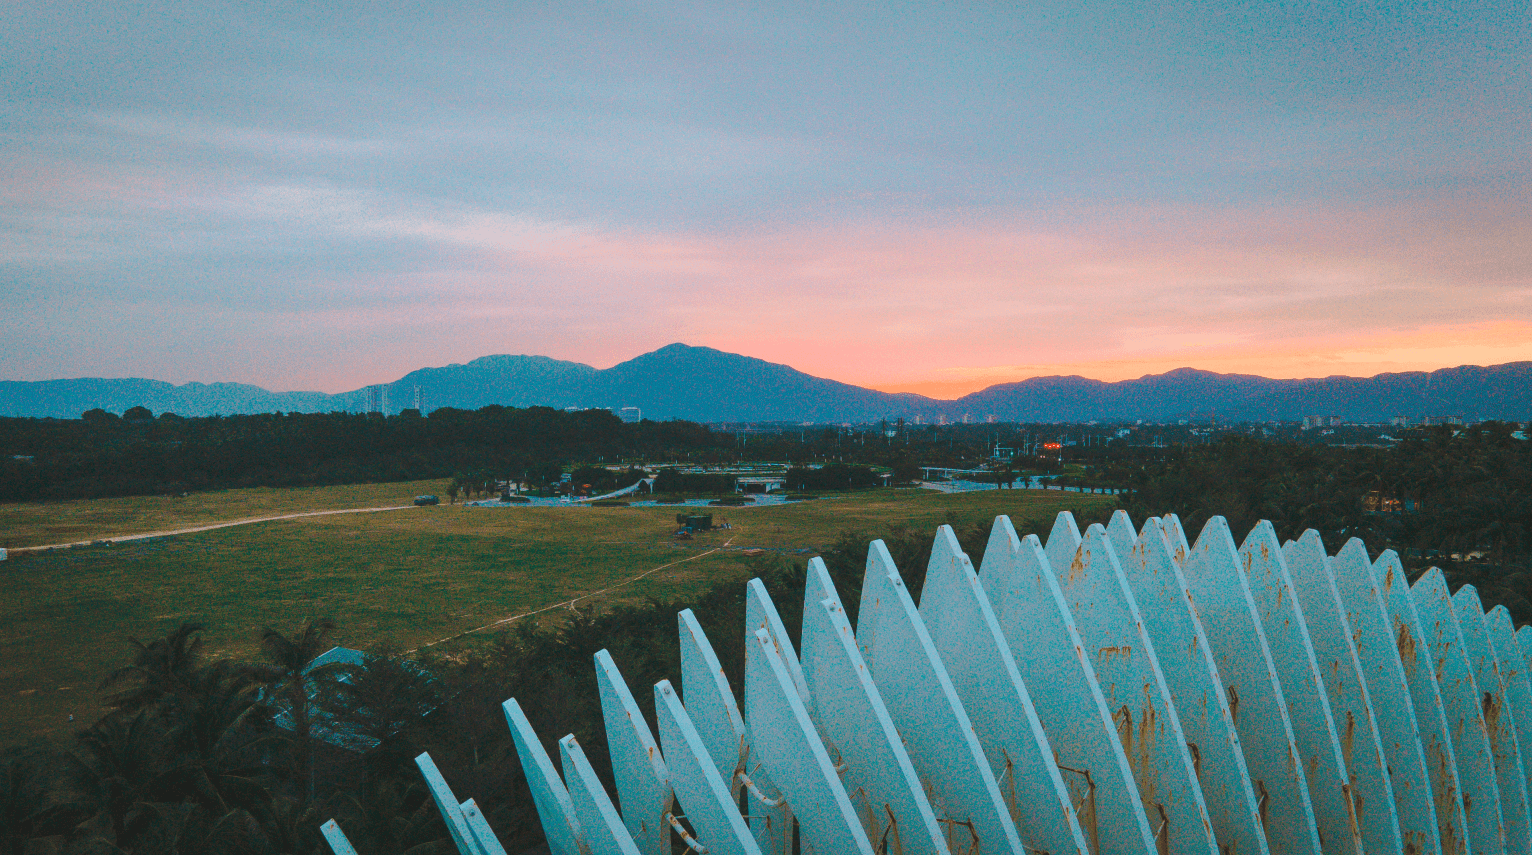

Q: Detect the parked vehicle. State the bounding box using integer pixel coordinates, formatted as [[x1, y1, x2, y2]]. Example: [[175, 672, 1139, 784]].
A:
[[413, 495, 439, 506]]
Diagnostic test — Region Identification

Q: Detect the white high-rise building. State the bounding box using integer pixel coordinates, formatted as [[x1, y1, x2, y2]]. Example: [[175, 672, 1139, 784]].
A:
[[366, 385, 389, 415]]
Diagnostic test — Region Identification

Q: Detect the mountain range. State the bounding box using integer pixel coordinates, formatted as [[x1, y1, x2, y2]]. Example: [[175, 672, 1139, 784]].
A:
[[3, 344, 1529, 424]]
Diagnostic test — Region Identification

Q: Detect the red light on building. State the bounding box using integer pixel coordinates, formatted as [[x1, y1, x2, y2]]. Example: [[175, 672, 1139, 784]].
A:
[[1042, 442, 1063, 450]]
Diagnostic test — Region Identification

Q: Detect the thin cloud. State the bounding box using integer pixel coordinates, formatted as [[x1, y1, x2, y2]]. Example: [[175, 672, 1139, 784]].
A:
[[1, 1, 1527, 391]]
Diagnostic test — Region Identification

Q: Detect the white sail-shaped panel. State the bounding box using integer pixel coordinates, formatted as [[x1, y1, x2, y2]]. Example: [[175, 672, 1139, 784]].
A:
[[1238, 523, 1359, 855], [560, 736, 642, 855], [857, 539, 1063, 854], [389, 514, 1532, 855], [1282, 531, 1404, 855], [1182, 518, 1323, 855], [501, 705, 584, 855], [739, 583, 798, 855], [1117, 515, 1268, 855], [798, 558, 950, 855], [979, 516, 1160, 855], [1327, 541, 1442, 855], [1488, 605, 1532, 806], [1058, 524, 1217, 855], [678, 609, 747, 786], [1372, 551, 1477, 855], [1450, 585, 1532, 851], [743, 627, 875, 855], [1408, 569, 1507, 854], [655, 680, 762, 855], [918, 524, 1142, 855], [594, 651, 672, 855]]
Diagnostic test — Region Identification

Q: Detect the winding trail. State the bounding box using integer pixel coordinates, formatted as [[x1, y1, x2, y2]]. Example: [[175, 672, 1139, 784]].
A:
[[9, 504, 742, 652], [413, 534, 738, 650], [5, 504, 418, 555]]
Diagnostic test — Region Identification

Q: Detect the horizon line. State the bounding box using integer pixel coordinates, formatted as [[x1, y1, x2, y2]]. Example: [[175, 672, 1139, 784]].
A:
[[4, 343, 1529, 403]]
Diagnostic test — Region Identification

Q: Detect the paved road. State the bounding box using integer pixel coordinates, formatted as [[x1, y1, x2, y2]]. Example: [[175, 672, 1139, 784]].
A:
[[5, 504, 418, 555]]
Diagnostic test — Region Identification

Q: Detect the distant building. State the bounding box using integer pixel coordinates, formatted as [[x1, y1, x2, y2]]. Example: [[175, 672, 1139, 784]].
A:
[[366, 385, 388, 415], [619, 406, 642, 424], [412, 385, 423, 412]]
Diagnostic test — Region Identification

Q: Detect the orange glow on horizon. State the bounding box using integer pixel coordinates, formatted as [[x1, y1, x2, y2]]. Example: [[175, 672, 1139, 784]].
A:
[[859, 321, 1532, 399]]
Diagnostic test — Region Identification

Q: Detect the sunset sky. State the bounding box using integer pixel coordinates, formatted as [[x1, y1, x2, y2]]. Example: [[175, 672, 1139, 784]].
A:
[[3, 1, 1528, 398]]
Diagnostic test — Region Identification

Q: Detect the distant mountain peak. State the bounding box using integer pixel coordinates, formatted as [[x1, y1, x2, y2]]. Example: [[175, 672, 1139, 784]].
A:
[[3, 348, 1529, 423]]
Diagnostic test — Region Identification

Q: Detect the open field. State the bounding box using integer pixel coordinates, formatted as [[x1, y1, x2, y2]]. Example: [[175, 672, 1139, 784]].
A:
[[0, 479, 453, 549], [0, 484, 1114, 746]]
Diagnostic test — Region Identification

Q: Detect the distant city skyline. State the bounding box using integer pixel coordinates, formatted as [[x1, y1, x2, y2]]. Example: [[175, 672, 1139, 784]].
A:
[[3, 2, 1527, 398]]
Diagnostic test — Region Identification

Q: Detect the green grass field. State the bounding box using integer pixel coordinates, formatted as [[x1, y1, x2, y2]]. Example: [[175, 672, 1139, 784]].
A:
[[0, 483, 1113, 746], [0, 479, 454, 549]]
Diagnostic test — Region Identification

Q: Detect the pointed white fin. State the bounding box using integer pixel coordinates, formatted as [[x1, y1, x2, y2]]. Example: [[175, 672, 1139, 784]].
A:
[[1282, 531, 1404, 855], [978, 515, 1161, 855], [679, 608, 747, 784], [501, 703, 585, 855], [799, 557, 950, 855], [857, 538, 1058, 854], [1182, 518, 1323, 855], [594, 650, 672, 855], [560, 736, 642, 855], [919, 524, 1124, 853], [744, 626, 875, 855], [1372, 552, 1475, 855], [1328, 540, 1443, 855], [1409, 569, 1507, 854], [1119, 517, 1269, 855], [1239, 522, 1359, 855], [1060, 524, 1218, 855], [654, 680, 763, 855], [320, 820, 360, 855], [1451, 584, 1531, 851]]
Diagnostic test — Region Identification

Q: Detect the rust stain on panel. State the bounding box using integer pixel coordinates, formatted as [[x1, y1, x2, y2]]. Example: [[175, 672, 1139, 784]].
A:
[[1097, 645, 1132, 667], [1395, 620, 1417, 678], [1483, 690, 1501, 737]]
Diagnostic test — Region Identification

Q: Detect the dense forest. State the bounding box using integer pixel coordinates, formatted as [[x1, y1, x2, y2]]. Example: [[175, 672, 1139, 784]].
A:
[[0, 407, 728, 503], [1120, 422, 1532, 619]]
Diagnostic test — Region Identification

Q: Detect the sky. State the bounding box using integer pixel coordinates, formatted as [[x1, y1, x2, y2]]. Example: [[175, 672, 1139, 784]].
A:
[[2, 1, 1528, 398]]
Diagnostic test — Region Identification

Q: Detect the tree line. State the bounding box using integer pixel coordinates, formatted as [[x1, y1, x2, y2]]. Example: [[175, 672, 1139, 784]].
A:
[[0, 407, 732, 503], [1123, 422, 1532, 619]]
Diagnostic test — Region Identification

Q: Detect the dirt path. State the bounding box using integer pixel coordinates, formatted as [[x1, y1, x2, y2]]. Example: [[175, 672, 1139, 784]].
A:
[[413, 534, 738, 650], [4, 505, 418, 556]]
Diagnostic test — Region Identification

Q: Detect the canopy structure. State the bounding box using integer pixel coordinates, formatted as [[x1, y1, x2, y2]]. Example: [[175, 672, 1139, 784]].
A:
[[324, 510, 1532, 855]]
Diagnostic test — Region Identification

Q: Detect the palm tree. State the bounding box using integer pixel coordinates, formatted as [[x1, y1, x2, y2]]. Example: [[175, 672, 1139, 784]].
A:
[[258, 619, 336, 803], [73, 709, 171, 849], [100, 623, 207, 714], [1, 744, 90, 855], [160, 662, 283, 827]]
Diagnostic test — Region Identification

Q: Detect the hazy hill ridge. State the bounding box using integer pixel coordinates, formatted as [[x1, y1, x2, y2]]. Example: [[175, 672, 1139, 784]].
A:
[[3, 344, 1529, 423]]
